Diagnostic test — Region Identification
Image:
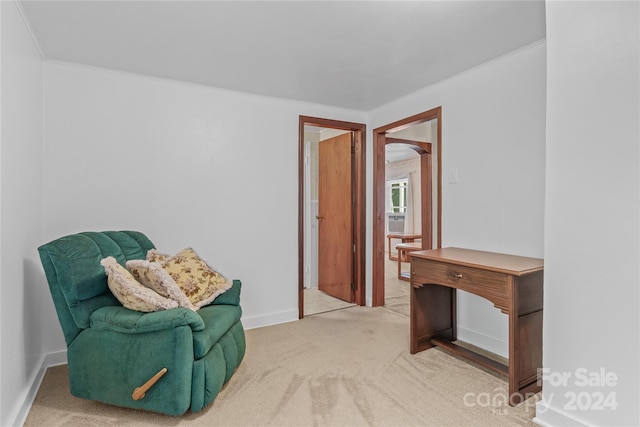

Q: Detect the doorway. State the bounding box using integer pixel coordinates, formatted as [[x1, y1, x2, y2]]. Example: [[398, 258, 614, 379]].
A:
[[298, 116, 366, 318], [372, 107, 443, 307]]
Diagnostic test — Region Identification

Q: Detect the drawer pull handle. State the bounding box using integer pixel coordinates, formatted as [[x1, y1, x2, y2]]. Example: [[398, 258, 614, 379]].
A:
[[449, 272, 463, 279]]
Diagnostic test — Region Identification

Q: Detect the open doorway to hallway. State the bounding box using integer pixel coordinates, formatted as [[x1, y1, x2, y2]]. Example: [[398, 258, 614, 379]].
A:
[[298, 116, 366, 318], [373, 107, 443, 310], [382, 141, 421, 317]]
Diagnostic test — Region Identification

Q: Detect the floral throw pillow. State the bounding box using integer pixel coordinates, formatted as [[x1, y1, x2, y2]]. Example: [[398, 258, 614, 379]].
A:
[[159, 248, 232, 309], [126, 259, 196, 311], [146, 249, 171, 264], [100, 257, 178, 312]]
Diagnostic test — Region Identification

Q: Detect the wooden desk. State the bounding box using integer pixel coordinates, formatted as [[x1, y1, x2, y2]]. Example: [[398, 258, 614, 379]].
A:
[[387, 233, 422, 261], [409, 248, 543, 405]]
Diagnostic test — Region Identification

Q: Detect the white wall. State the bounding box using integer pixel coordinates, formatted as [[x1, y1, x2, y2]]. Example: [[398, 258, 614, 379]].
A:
[[303, 130, 320, 288], [369, 42, 547, 357], [42, 62, 367, 338], [0, 2, 47, 425], [535, 2, 639, 426]]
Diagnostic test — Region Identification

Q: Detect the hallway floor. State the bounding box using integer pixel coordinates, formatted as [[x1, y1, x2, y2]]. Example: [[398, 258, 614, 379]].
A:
[[304, 255, 410, 317]]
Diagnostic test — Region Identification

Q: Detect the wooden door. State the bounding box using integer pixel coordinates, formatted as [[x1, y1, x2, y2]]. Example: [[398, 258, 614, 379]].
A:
[[318, 132, 353, 302]]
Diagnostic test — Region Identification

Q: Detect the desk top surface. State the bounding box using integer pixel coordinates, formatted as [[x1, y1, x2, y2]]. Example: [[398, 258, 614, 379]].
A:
[[410, 247, 543, 276], [386, 233, 422, 239]]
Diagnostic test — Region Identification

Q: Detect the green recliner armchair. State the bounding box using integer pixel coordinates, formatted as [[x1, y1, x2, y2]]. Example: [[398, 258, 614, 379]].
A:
[[37, 231, 246, 415]]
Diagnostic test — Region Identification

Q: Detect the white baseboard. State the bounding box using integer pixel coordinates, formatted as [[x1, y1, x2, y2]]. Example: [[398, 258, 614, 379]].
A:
[[44, 349, 68, 367], [241, 309, 298, 330], [456, 326, 508, 359], [533, 400, 590, 426], [10, 349, 67, 427]]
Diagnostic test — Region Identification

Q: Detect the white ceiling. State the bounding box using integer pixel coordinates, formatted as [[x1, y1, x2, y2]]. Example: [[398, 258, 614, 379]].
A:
[[385, 144, 420, 164], [20, 1, 546, 111]]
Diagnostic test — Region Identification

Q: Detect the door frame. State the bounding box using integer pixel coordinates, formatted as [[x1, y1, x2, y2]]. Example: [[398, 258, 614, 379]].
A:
[[372, 107, 443, 307], [298, 116, 366, 319]]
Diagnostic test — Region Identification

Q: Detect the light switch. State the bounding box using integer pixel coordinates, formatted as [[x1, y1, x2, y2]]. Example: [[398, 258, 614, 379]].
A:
[[449, 168, 458, 184]]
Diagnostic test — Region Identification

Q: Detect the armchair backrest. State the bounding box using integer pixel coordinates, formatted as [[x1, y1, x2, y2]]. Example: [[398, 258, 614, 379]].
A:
[[38, 231, 155, 345]]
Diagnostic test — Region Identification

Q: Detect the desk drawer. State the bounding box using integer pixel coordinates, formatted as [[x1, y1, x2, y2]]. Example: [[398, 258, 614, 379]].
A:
[[412, 259, 509, 306]]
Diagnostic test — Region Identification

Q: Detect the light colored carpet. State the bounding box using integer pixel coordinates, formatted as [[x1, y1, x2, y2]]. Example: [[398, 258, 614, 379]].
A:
[[25, 306, 539, 427]]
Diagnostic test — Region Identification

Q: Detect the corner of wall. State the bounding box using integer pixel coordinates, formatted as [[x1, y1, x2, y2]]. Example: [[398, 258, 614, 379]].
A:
[[8, 350, 67, 427], [533, 400, 591, 427], [241, 310, 299, 330]]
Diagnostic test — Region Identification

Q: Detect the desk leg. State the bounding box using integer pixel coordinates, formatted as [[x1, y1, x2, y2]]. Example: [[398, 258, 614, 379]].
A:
[[400, 238, 414, 261], [388, 237, 399, 261], [508, 272, 544, 404], [410, 284, 456, 354]]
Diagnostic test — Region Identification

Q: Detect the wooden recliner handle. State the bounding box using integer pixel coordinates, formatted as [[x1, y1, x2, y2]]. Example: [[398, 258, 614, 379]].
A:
[[132, 368, 168, 400]]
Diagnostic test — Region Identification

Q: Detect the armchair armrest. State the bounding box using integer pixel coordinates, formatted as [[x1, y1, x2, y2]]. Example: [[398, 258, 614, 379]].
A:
[[90, 306, 205, 334], [210, 279, 242, 306]]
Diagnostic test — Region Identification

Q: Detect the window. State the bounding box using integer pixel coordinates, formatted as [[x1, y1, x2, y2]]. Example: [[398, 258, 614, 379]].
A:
[[388, 179, 408, 213]]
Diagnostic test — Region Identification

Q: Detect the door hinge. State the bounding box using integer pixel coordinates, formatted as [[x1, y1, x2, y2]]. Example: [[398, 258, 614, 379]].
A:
[[351, 282, 357, 292]]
